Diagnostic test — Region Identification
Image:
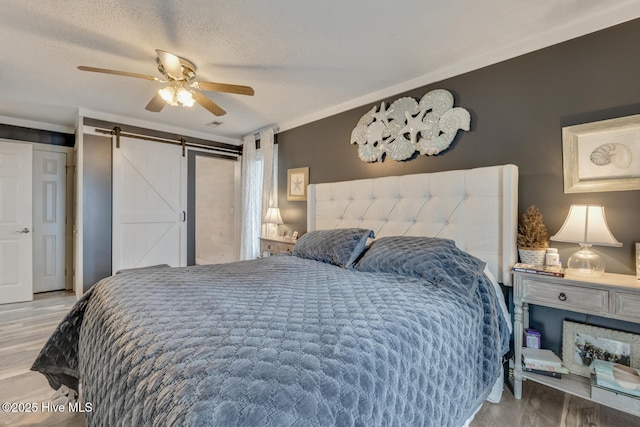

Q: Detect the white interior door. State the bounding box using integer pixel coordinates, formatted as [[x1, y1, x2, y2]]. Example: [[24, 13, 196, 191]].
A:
[[33, 149, 67, 293], [112, 136, 185, 272], [0, 140, 33, 304]]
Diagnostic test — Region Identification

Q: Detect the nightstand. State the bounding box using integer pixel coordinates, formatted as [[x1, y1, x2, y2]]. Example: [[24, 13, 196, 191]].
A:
[[259, 236, 296, 256], [512, 270, 640, 416]]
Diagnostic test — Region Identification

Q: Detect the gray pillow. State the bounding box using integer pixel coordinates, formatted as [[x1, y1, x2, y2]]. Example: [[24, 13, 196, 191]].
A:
[[293, 228, 374, 269], [356, 236, 486, 295]]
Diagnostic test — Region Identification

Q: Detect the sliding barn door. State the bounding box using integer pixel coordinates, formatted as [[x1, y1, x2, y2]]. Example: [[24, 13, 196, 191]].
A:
[[112, 136, 185, 273]]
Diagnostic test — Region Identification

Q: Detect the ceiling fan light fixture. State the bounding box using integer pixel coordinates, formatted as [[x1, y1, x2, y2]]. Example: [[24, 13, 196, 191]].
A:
[[158, 86, 177, 105], [181, 98, 195, 107], [177, 87, 195, 107]]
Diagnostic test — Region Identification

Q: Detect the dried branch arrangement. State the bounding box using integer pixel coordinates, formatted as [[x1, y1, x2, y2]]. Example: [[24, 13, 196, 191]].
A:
[[517, 205, 549, 248]]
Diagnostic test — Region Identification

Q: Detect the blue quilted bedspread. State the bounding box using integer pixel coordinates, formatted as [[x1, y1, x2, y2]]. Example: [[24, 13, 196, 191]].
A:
[[33, 255, 509, 426]]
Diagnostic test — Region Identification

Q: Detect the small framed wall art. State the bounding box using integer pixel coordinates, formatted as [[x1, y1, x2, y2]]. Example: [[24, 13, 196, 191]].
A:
[[562, 114, 640, 193], [287, 167, 309, 201]]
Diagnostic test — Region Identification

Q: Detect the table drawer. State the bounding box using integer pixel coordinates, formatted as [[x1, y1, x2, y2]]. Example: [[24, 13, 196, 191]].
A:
[[521, 278, 609, 314], [614, 292, 640, 322], [260, 240, 294, 255]]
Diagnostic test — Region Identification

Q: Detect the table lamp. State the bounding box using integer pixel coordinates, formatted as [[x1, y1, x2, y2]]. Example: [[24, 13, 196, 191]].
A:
[[264, 206, 283, 237], [550, 204, 622, 276]]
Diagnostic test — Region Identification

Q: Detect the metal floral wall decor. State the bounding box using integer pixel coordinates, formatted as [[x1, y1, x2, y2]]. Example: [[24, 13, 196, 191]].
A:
[[350, 89, 470, 162]]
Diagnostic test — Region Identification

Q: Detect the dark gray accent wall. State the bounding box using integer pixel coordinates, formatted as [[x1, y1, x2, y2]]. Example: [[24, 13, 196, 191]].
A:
[[82, 134, 112, 291], [0, 123, 74, 146], [277, 19, 640, 354], [278, 19, 640, 275]]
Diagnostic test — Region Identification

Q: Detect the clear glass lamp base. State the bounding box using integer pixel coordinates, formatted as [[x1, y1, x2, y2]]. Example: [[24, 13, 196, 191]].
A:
[[567, 244, 605, 276]]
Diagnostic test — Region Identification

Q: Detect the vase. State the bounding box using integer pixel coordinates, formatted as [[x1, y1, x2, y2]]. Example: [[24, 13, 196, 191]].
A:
[[518, 247, 546, 266]]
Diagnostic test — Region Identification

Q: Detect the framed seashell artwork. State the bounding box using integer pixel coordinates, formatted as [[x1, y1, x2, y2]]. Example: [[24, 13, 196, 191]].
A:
[[562, 114, 640, 193]]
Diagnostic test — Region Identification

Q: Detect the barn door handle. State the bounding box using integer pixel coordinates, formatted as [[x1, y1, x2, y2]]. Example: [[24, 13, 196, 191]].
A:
[[182, 211, 186, 222], [16, 228, 30, 233]]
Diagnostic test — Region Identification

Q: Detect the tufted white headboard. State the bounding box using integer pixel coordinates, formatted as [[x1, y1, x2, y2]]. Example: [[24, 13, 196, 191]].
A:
[[307, 164, 518, 285]]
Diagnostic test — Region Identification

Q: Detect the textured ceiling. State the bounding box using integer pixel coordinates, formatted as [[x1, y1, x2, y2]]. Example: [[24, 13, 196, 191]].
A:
[[1, 1, 639, 144]]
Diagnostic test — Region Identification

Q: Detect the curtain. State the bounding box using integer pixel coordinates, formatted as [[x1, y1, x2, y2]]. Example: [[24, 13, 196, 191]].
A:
[[240, 134, 262, 260], [240, 128, 277, 259], [260, 128, 276, 214]]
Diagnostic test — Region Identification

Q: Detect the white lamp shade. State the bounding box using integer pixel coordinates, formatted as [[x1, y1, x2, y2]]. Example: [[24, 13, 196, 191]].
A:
[[158, 86, 175, 104], [177, 87, 195, 106], [264, 207, 283, 225], [550, 204, 622, 247]]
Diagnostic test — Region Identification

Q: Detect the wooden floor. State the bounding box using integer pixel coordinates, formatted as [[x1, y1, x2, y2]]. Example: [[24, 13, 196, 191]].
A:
[[1, 291, 638, 427], [472, 380, 639, 427], [0, 291, 84, 426]]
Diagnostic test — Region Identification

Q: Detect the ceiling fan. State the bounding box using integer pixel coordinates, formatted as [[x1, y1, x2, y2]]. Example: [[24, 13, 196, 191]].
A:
[[78, 50, 254, 117]]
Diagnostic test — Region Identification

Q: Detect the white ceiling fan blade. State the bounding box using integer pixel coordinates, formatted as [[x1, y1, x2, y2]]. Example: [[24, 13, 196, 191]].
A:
[[193, 81, 254, 96], [77, 66, 159, 81], [156, 50, 183, 79], [145, 92, 166, 112], [192, 91, 226, 116]]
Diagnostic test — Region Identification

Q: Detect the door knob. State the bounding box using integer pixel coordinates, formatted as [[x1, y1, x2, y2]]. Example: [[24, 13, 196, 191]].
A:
[[17, 228, 30, 234]]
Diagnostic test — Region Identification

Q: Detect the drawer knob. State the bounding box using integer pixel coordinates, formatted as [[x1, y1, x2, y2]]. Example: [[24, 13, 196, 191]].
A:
[[558, 292, 567, 302]]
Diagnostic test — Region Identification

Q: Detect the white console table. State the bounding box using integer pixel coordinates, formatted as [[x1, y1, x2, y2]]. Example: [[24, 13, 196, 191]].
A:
[[512, 270, 640, 417]]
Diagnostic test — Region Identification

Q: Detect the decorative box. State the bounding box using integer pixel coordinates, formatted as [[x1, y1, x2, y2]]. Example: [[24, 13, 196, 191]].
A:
[[525, 328, 541, 349]]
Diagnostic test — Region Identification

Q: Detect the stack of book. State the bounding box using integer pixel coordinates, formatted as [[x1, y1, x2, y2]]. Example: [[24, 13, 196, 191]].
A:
[[512, 263, 565, 277], [522, 347, 569, 378]]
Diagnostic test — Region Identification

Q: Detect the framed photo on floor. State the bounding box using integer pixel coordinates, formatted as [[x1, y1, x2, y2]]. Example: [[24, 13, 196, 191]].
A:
[[562, 320, 640, 377]]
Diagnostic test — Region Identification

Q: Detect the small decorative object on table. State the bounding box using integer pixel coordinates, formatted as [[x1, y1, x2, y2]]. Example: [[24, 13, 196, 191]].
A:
[[517, 205, 549, 265], [525, 328, 541, 349], [545, 248, 560, 267]]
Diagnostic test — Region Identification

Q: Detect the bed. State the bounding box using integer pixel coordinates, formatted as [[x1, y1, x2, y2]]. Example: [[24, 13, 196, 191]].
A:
[[33, 164, 518, 427]]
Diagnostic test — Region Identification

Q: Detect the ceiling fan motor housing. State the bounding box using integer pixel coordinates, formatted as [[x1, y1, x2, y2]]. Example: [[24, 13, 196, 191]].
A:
[[156, 55, 197, 82]]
